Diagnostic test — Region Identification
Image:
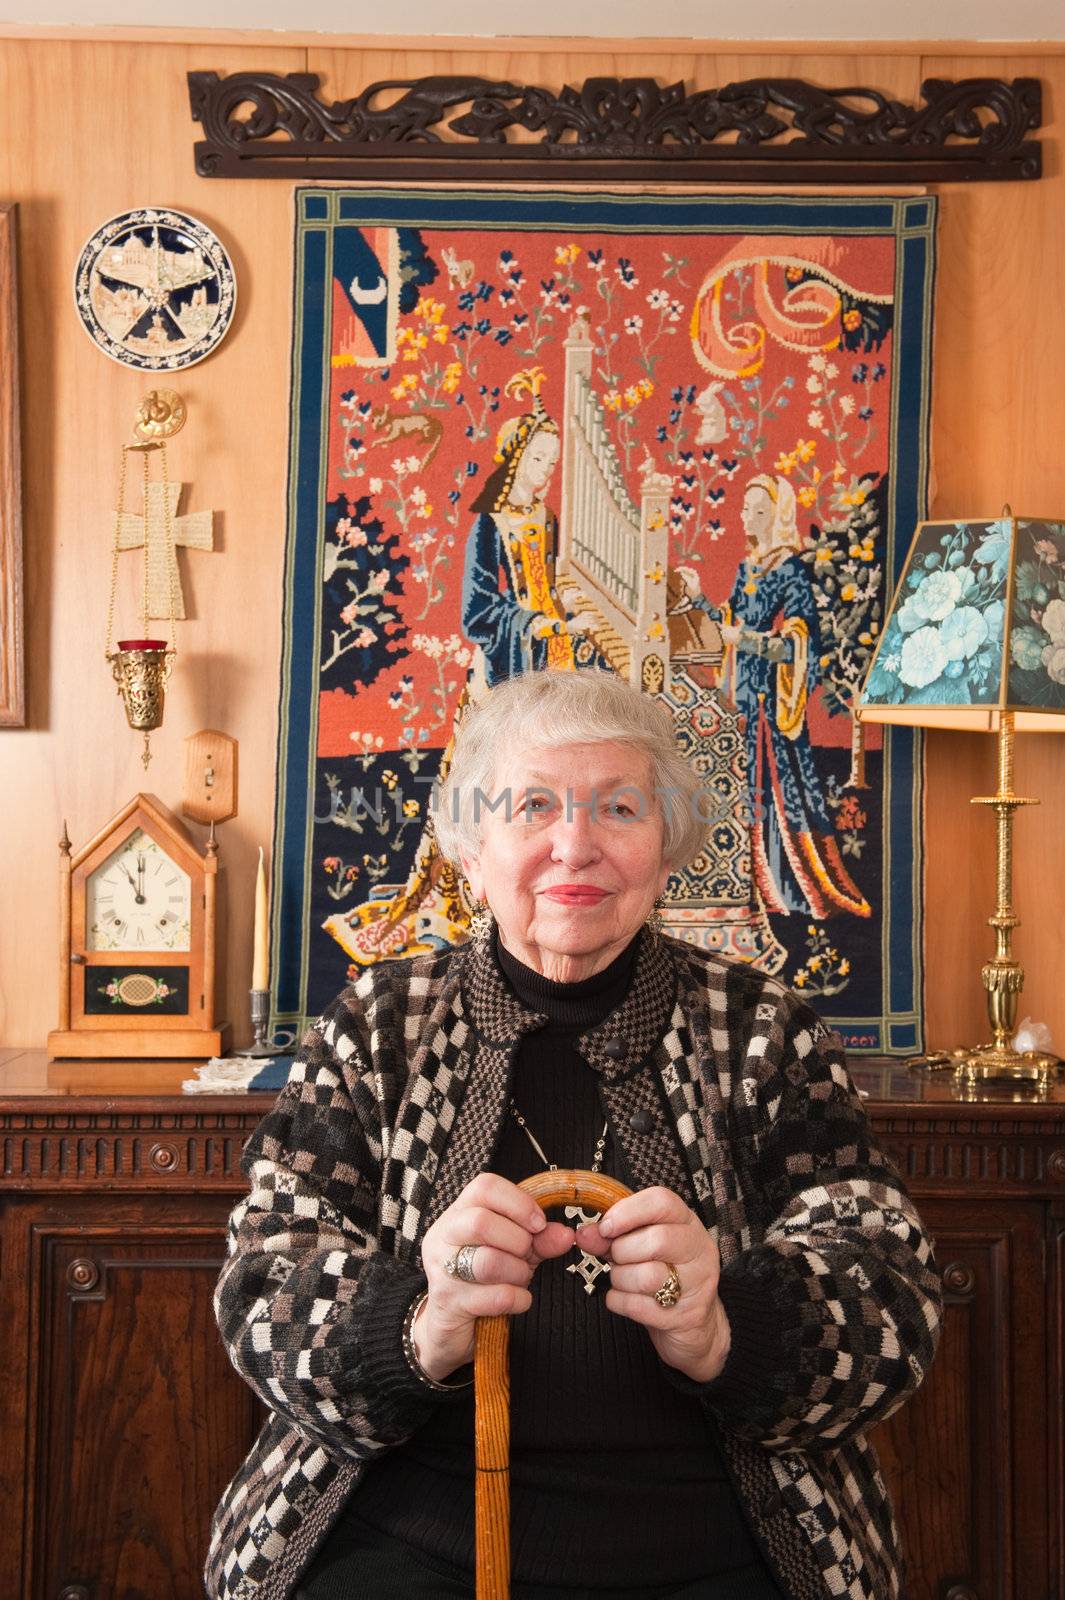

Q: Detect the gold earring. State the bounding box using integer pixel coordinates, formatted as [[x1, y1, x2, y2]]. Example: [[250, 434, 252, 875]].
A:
[[646, 895, 665, 941]]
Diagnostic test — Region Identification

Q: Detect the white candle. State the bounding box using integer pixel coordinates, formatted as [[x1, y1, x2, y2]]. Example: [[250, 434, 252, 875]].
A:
[[252, 846, 269, 991]]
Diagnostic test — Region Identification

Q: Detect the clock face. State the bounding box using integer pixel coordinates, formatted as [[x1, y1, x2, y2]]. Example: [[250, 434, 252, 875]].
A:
[[86, 828, 192, 952]]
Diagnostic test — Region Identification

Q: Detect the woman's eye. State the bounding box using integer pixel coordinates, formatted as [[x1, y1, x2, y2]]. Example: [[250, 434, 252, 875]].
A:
[[607, 789, 642, 817]]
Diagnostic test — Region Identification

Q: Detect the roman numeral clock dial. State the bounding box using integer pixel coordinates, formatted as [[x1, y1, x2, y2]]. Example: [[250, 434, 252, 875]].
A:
[[86, 829, 191, 951]]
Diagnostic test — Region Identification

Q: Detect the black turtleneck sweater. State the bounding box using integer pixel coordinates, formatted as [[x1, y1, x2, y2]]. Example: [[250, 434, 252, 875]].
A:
[[302, 932, 783, 1598]]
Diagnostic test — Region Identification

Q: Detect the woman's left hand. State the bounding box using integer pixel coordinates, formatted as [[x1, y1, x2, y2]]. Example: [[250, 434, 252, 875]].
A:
[[574, 1187, 732, 1384]]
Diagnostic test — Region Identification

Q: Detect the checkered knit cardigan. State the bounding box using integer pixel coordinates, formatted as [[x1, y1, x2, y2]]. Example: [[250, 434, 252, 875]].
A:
[[206, 931, 941, 1600]]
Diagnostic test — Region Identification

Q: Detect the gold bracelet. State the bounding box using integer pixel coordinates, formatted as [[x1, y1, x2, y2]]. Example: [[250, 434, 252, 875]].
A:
[[402, 1291, 473, 1392]]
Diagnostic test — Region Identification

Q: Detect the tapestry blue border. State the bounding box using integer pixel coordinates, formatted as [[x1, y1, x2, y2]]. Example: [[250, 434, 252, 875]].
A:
[[270, 187, 936, 1054]]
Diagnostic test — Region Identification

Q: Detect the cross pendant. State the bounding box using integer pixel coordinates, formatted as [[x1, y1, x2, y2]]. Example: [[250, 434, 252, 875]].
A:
[[563, 1204, 611, 1295]]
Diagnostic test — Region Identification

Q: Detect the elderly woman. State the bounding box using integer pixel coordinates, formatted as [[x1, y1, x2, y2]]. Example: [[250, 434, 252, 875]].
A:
[[207, 670, 940, 1600]]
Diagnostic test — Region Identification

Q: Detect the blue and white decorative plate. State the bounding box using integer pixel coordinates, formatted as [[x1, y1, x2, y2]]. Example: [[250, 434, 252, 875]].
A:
[[73, 208, 236, 370]]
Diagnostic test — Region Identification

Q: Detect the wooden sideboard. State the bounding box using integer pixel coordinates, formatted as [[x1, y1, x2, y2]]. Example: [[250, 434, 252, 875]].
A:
[[0, 1048, 1062, 1600]]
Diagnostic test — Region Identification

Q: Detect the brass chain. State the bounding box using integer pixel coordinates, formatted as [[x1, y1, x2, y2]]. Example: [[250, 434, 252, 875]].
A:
[[159, 439, 178, 670], [141, 447, 150, 636], [104, 443, 131, 659]]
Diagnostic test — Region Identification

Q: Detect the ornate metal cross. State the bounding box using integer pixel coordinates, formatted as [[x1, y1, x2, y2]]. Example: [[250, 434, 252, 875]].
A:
[[564, 1203, 612, 1294]]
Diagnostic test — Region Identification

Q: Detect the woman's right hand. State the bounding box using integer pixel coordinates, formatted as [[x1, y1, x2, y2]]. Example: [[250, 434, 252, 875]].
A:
[[413, 1173, 576, 1381]]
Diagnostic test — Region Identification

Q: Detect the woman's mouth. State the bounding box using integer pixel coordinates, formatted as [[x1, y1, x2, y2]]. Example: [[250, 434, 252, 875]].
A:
[[541, 885, 609, 905]]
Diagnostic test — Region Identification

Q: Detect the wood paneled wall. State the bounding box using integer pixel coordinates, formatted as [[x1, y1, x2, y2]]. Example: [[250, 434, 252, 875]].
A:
[[0, 30, 1061, 1053]]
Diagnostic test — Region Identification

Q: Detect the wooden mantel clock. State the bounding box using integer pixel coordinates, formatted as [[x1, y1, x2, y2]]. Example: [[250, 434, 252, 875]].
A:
[[48, 793, 230, 1058]]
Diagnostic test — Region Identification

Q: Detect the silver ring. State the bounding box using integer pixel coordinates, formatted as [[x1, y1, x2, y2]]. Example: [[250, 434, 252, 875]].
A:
[[445, 1243, 479, 1284]]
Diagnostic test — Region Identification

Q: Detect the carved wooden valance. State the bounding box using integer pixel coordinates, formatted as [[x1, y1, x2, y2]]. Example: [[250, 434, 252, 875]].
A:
[[187, 72, 1042, 184]]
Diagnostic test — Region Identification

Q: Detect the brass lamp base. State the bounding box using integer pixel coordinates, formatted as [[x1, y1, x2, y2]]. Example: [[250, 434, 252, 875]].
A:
[[909, 1046, 1060, 1088], [958, 1044, 1059, 1086], [926, 710, 1062, 1095]]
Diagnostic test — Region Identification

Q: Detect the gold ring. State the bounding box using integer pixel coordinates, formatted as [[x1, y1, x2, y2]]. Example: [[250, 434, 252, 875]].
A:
[[654, 1263, 682, 1308]]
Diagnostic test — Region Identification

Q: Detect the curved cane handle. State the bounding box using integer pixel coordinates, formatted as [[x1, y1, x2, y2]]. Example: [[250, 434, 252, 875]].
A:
[[473, 1169, 634, 1600], [516, 1168, 633, 1216]]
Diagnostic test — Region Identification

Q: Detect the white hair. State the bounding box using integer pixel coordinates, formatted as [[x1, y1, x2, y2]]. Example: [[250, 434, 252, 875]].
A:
[[433, 670, 708, 871]]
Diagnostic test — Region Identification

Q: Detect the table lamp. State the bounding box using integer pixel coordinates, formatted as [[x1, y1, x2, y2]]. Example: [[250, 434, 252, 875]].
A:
[[857, 508, 1065, 1086]]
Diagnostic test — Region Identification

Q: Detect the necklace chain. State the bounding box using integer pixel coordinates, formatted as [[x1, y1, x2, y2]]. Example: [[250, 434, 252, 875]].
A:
[[508, 1100, 608, 1173], [507, 1100, 612, 1294], [499, 495, 545, 517]]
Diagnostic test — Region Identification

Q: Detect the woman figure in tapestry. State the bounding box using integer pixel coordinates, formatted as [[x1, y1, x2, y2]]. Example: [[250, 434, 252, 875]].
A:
[[462, 367, 595, 685], [327, 370, 594, 966], [719, 474, 870, 921]]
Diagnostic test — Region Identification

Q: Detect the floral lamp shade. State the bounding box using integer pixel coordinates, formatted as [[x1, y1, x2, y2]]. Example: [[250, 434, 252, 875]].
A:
[[857, 514, 1065, 731]]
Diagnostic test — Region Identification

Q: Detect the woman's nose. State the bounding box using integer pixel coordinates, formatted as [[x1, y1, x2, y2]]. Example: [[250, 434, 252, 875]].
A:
[[549, 808, 602, 865]]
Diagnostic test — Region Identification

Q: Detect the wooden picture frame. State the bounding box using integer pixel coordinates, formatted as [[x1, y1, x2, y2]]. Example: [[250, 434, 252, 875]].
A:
[[0, 201, 23, 727]]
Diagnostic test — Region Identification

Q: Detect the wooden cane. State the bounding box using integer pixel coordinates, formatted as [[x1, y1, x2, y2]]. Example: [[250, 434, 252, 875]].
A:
[[473, 1168, 634, 1600]]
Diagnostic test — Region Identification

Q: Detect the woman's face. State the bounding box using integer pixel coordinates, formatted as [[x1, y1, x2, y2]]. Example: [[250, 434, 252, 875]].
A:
[[511, 430, 561, 501], [461, 739, 670, 980], [741, 485, 775, 552]]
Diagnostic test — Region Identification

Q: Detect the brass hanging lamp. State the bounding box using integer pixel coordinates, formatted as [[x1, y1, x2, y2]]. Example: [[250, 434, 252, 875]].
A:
[[104, 389, 185, 767]]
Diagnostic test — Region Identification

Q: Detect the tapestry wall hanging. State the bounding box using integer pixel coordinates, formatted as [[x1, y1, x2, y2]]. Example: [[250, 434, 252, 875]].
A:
[[271, 186, 936, 1053]]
